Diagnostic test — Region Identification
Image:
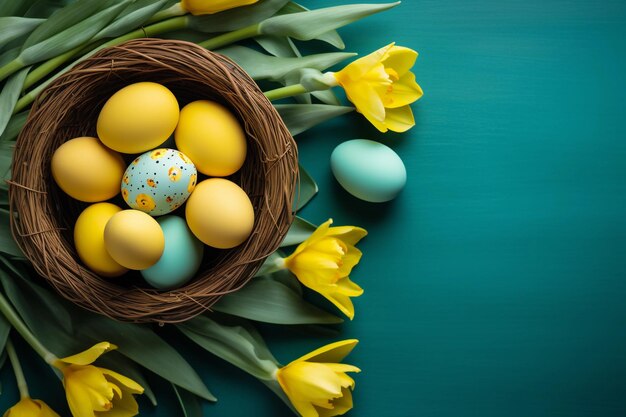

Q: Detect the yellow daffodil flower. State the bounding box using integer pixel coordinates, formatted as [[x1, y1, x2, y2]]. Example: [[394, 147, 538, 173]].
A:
[[52, 342, 144, 417], [283, 219, 366, 320], [332, 42, 423, 133], [3, 398, 60, 417], [180, 0, 258, 15], [276, 339, 360, 417]]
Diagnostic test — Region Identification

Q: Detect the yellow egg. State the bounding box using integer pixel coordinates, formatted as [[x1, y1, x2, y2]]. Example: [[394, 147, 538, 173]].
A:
[[51, 136, 125, 202], [103, 210, 165, 270], [175, 100, 246, 176], [74, 203, 127, 277], [185, 179, 254, 249], [97, 82, 179, 154]]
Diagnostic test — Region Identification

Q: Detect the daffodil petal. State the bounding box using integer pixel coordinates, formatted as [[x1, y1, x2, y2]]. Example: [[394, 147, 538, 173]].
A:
[[343, 82, 387, 131], [335, 43, 394, 81], [317, 387, 354, 417], [382, 72, 424, 109], [323, 291, 356, 319], [181, 0, 258, 15], [61, 342, 116, 366], [382, 46, 418, 77], [294, 340, 359, 364], [65, 365, 115, 412], [335, 276, 364, 297], [337, 247, 362, 277], [326, 226, 367, 246], [287, 219, 333, 259], [4, 398, 47, 417], [102, 369, 144, 394], [94, 387, 140, 417], [384, 105, 416, 133], [34, 400, 61, 417], [290, 400, 319, 417], [65, 378, 99, 417]]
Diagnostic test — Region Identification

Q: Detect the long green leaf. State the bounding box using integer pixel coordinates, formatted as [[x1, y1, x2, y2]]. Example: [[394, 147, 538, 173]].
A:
[[311, 89, 341, 106], [0, 18, 45, 50], [0, 68, 29, 138], [276, 103, 353, 137], [178, 316, 279, 380], [0, 111, 28, 142], [20, 0, 130, 64], [260, 379, 298, 415], [278, 2, 344, 48], [294, 163, 318, 210], [24, 0, 79, 19], [254, 35, 300, 58], [94, 0, 168, 39], [22, 0, 117, 49], [217, 45, 354, 81], [213, 277, 342, 324], [188, 0, 290, 33], [0, 210, 22, 258], [259, 2, 399, 42], [0, 261, 216, 402], [0, 139, 13, 188], [0, 314, 9, 360], [173, 385, 203, 417], [281, 216, 316, 247]]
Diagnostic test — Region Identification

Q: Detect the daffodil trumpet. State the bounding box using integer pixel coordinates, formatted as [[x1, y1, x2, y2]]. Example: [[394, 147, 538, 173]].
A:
[[276, 339, 361, 417], [274, 219, 367, 320]]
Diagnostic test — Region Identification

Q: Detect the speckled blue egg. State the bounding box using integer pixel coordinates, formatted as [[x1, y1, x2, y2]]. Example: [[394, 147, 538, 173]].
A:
[[330, 139, 407, 203], [141, 215, 204, 289], [121, 148, 197, 216]]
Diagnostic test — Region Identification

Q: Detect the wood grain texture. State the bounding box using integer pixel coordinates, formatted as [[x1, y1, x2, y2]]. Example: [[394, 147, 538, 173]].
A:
[[1, 1, 625, 416]]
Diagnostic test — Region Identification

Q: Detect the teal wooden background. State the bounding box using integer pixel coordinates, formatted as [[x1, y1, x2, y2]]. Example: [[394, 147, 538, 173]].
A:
[[2, 0, 626, 416]]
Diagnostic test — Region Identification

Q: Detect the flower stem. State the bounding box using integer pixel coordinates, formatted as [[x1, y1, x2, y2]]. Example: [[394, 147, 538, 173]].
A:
[[6, 338, 29, 399], [264, 84, 309, 101], [22, 46, 83, 91], [0, 58, 25, 84], [0, 291, 57, 365], [197, 24, 260, 50]]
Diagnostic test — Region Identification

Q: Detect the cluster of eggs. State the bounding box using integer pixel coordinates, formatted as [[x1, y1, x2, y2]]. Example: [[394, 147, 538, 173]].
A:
[[51, 82, 254, 290]]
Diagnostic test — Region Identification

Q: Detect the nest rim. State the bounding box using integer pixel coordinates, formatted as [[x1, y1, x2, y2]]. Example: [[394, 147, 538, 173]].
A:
[[9, 38, 298, 323]]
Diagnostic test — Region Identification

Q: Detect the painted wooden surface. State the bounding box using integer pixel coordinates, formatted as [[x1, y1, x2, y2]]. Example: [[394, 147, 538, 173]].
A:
[[1, 1, 625, 416]]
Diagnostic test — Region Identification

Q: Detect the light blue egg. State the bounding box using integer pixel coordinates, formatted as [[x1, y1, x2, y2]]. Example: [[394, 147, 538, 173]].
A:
[[121, 148, 197, 216], [141, 215, 204, 290], [330, 139, 407, 203]]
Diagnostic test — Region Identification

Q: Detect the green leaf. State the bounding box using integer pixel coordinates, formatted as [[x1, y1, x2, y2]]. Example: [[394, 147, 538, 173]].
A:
[[281, 216, 316, 247], [293, 163, 318, 210], [173, 385, 203, 417], [278, 2, 344, 48], [0, 209, 23, 258], [259, 2, 399, 43], [213, 276, 343, 325], [0, 261, 217, 402], [188, 0, 290, 33], [74, 314, 217, 402], [275, 103, 353, 138], [0, 140, 13, 188], [24, 0, 78, 19], [0, 18, 45, 50], [254, 35, 300, 58], [20, 0, 130, 64], [0, 111, 28, 143], [0, 314, 10, 359], [94, 0, 168, 40], [0, 46, 20, 68], [22, 0, 117, 49], [178, 315, 279, 380], [0, 68, 29, 138], [218, 45, 354, 82], [96, 351, 158, 407]]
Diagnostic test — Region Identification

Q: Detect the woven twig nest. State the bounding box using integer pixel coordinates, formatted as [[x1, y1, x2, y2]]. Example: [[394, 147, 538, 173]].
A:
[[9, 39, 297, 323]]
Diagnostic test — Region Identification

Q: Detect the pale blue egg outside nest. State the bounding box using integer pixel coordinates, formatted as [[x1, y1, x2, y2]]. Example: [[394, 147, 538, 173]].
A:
[[141, 215, 204, 290], [330, 139, 407, 203], [121, 148, 197, 216]]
